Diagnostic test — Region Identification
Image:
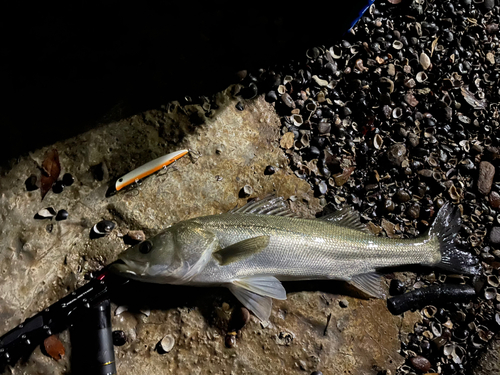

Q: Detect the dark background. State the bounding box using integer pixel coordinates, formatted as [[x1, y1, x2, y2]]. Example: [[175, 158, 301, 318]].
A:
[[0, 1, 371, 164]]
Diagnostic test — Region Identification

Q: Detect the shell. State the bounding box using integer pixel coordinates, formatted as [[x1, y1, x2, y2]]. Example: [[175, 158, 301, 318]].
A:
[[374, 134, 384, 150], [159, 334, 175, 353], [487, 275, 500, 287], [485, 286, 497, 300], [416, 71, 428, 83], [422, 305, 437, 318], [36, 207, 56, 219], [93, 220, 116, 235]]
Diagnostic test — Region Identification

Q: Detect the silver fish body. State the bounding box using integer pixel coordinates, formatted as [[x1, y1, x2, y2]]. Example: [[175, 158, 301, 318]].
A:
[[112, 196, 479, 320]]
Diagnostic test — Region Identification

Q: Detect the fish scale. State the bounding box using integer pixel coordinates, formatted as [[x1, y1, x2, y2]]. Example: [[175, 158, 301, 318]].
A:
[[190, 213, 436, 283]]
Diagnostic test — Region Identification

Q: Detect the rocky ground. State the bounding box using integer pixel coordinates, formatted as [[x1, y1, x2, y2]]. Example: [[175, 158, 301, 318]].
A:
[[2, 0, 500, 374]]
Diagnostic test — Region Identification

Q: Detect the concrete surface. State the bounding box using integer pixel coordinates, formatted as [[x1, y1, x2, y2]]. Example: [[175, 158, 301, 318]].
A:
[[0, 89, 420, 374]]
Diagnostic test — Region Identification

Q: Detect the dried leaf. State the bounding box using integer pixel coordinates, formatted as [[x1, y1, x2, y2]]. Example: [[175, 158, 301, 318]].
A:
[[43, 335, 65, 360], [40, 149, 61, 199]]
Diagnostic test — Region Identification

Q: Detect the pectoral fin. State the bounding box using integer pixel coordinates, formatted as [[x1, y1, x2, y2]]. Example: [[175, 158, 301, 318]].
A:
[[350, 272, 385, 298], [227, 275, 287, 321], [213, 236, 270, 265]]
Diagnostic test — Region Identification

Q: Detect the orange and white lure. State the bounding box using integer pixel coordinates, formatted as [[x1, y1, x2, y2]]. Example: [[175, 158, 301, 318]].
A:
[[115, 149, 188, 192]]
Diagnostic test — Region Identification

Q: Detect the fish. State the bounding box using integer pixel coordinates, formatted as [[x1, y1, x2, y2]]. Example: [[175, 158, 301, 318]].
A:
[[111, 196, 480, 321]]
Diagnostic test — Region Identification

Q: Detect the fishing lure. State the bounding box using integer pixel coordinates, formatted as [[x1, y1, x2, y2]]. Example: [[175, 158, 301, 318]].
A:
[[107, 149, 188, 196]]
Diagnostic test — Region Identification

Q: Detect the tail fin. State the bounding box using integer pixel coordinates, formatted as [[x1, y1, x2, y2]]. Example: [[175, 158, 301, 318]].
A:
[[430, 202, 481, 275]]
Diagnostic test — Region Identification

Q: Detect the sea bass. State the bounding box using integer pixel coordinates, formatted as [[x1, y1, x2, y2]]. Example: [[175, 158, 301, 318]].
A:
[[111, 196, 480, 321]]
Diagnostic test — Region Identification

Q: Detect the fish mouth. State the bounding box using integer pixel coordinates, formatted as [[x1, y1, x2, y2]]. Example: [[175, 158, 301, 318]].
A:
[[110, 258, 149, 276]]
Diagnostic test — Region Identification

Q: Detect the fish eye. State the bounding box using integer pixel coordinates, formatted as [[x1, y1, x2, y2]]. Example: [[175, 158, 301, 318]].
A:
[[139, 241, 153, 254]]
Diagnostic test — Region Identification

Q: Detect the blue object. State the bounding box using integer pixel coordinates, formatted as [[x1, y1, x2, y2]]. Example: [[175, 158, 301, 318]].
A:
[[348, 0, 376, 32]]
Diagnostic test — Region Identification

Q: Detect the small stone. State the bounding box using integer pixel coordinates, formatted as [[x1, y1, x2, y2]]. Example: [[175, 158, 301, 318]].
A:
[[55, 209, 69, 221], [126, 230, 146, 242], [339, 299, 349, 308], [62, 173, 74, 186], [420, 52, 431, 70], [486, 23, 499, 34], [389, 279, 405, 295], [229, 307, 251, 331], [386, 143, 406, 167], [310, 372, 323, 375], [112, 330, 127, 346], [405, 93, 419, 107], [264, 166, 276, 175], [225, 333, 236, 348], [265, 90, 278, 103], [409, 355, 431, 372], [478, 161, 495, 195], [317, 121, 331, 134], [490, 192, 500, 209], [25, 174, 38, 191], [52, 181, 64, 194], [407, 132, 419, 148], [281, 93, 295, 108], [406, 202, 421, 219], [490, 227, 500, 244], [235, 102, 244, 111]]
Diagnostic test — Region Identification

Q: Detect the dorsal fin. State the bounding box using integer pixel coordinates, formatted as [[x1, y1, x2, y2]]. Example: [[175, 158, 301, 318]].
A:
[[319, 206, 369, 233], [230, 196, 299, 217]]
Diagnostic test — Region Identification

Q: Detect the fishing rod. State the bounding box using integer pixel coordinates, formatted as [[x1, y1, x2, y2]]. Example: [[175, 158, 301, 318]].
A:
[[0, 265, 129, 373]]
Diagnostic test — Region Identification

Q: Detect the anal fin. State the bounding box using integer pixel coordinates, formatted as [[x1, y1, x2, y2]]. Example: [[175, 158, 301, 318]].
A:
[[227, 275, 287, 321], [350, 272, 386, 298]]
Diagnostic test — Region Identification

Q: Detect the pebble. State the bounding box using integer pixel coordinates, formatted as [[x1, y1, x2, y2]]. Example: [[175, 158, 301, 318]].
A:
[[386, 143, 406, 167], [225, 333, 236, 348], [235, 102, 244, 111], [390, 279, 405, 295], [265, 90, 277, 103], [406, 203, 421, 219], [229, 307, 251, 331], [478, 161, 495, 195], [55, 209, 69, 221], [62, 173, 74, 186], [395, 189, 411, 203], [409, 355, 431, 372], [52, 181, 64, 194], [310, 372, 323, 375], [112, 330, 127, 346], [339, 299, 349, 308], [489, 227, 500, 244], [264, 165, 276, 175], [420, 52, 432, 70], [490, 191, 500, 209], [126, 230, 146, 242]]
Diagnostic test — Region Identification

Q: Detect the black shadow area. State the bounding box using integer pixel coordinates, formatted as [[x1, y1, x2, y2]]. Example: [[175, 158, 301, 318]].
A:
[[0, 0, 372, 164]]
